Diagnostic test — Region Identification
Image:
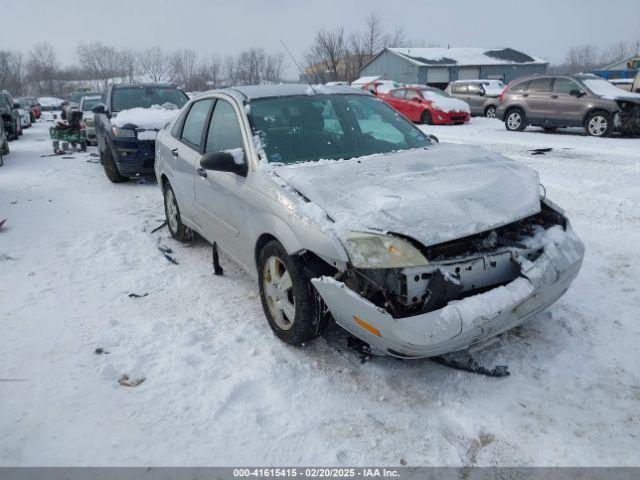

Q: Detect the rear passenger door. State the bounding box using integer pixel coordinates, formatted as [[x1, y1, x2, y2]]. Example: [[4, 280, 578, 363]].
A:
[[524, 77, 553, 124], [170, 98, 214, 221], [466, 84, 486, 115]]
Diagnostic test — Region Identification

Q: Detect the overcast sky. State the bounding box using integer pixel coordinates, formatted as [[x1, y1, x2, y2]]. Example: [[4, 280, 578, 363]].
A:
[[2, 0, 639, 78]]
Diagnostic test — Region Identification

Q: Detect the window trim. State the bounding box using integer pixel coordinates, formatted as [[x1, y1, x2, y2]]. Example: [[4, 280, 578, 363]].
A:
[[179, 98, 215, 152]]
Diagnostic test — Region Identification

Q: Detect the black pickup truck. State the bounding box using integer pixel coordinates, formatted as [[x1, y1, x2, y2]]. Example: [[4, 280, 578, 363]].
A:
[[92, 84, 189, 182]]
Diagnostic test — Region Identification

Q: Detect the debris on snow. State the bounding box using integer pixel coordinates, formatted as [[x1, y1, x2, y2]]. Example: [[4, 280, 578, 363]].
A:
[[118, 374, 145, 388]]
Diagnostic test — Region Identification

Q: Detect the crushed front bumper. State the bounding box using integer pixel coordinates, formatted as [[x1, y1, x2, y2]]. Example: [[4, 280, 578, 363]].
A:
[[312, 224, 584, 358]]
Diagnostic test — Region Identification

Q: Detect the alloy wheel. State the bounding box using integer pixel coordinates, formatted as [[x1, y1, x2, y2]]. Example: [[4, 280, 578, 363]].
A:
[[262, 255, 295, 330], [486, 107, 496, 119], [587, 115, 608, 136], [165, 188, 179, 233], [507, 112, 521, 130]]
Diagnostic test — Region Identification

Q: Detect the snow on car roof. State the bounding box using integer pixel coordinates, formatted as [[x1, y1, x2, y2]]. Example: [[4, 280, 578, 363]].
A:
[[389, 47, 547, 66], [223, 84, 366, 100], [351, 76, 382, 86]]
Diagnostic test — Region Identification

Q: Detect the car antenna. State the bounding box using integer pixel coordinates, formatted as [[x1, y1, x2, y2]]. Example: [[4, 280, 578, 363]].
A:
[[279, 39, 315, 93]]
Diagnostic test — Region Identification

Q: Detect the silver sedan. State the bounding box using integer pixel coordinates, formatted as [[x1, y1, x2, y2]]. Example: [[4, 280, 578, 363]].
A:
[[154, 84, 584, 358]]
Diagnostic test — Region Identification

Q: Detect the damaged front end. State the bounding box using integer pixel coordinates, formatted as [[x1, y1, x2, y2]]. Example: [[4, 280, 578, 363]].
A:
[[312, 202, 585, 358], [615, 100, 640, 135]]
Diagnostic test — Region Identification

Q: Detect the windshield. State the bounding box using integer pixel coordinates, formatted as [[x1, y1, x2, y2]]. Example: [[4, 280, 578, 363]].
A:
[[111, 87, 189, 112], [248, 94, 432, 165], [81, 97, 101, 111], [69, 92, 87, 103]]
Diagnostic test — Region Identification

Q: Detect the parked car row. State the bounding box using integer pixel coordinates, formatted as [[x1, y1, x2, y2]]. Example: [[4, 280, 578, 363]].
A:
[[0, 90, 23, 142]]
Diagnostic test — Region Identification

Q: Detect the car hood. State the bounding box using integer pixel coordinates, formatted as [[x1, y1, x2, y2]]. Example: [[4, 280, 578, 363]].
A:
[[273, 143, 541, 247]]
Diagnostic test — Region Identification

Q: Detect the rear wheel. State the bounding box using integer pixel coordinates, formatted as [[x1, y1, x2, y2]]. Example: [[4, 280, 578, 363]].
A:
[[484, 105, 497, 118], [101, 146, 129, 183], [420, 110, 433, 125], [258, 240, 324, 345], [585, 111, 612, 137], [163, 182, 187, 241], [505, 108, 526, 131]]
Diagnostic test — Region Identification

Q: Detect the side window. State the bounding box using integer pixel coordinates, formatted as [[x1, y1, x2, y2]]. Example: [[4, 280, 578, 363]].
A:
[[390, 89, 405, 99], [553, 78, 580, 94], [528, 78, 552, 93], [405, 90, 420, 100], [205, 99, 244, 153], [181, 99, 214, 150], [171, 108, 190, 138], [452, 84, 467, 94], [467, 84, 483, 95]]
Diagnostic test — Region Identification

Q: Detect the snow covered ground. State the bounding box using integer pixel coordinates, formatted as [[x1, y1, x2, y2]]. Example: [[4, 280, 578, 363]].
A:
[[1, 119, 639, 466]]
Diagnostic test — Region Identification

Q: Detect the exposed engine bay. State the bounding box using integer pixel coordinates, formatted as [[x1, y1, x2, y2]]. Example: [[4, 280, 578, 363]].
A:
[[616, 100, 640, 135], [339, 203, 567, 318]]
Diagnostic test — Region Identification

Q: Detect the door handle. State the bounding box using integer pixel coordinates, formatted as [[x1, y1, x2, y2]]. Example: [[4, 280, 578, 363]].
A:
[[171, 148, 179, 158], [197, 168, 208, 178], [522, 93, 529, 97], [551, 95, 559, 99]]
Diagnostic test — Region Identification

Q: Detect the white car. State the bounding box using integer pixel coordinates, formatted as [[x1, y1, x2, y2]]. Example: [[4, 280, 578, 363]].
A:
[[79, 94, 102, 145], [154, 84, 585, 359], [15, 100, 32, 129]]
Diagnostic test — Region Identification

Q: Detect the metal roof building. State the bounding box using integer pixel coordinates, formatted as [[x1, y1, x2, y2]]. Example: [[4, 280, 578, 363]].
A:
[[359, 47, 548, 88]]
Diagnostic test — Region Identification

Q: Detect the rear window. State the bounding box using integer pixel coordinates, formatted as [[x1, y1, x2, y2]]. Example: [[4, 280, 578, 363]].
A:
[[111, 87, 189, 112]]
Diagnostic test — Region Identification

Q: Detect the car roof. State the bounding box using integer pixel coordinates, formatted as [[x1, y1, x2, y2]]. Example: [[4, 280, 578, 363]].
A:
[[452, 79, 503, 84], [221, 83, 367, 100]]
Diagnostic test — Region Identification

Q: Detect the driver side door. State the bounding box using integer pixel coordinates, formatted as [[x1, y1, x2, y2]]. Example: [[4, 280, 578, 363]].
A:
[[194, 98, 249, 258]]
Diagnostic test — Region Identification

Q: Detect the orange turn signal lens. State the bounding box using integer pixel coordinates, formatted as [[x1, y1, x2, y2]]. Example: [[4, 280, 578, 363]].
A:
[[353, 315, 382, 337]]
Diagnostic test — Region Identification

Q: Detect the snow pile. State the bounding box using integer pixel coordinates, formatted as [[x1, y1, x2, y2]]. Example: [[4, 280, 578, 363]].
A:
[[225, 148, 245, 165], [583, 78, 640, 100], [422, 90, 471, 113], [112, 105, 180, 140]]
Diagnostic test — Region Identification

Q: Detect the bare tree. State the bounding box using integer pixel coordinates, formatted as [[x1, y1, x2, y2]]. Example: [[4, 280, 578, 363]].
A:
[[362, 13, 386, 57], [139, 46, 170, 83], [118, 49, 138, 83], [76, 42, 118, 89], [599, 41, 635, 66], [170, 49, 199, 90], [27, 42, 58, 94], [305, 27, 346, 82], [565, 45, 599, 73]]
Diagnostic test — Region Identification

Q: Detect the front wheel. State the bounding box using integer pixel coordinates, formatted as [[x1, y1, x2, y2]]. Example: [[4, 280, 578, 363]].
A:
[[420, 110, 433, 125], [258, 240, 324, 345], [505, 108, 526, 132], [101, 146, 129, 183], [163, 182, 187, 241], [585, 111, 612, 137]]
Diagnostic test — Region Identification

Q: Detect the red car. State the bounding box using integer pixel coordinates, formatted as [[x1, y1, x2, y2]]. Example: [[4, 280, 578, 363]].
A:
[[383, 86, 471, 125]]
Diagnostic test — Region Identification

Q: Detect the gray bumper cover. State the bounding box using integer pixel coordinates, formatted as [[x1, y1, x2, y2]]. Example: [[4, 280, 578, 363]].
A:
[[312, 225, 584, 358]]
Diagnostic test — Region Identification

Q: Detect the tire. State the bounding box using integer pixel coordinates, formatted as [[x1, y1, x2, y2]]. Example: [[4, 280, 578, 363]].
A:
[[585, 111, 612, 137], [484, 105, 497, 118], [420, 110, 433, 125], [1, 139, 8, 156], [505, 108, 527, 132], [258, 240, 324, 345], [163, 182, 187, 241], [100, 146, 129, 183]]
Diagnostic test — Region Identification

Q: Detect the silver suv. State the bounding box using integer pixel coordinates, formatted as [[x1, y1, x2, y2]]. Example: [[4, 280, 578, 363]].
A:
[[154, 84, 584, 359], [496, 74, 640, 137], [445, 80, 504, 118]]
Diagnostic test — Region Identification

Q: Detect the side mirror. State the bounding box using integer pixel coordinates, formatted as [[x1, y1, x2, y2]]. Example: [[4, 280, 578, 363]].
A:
[[411, 96, 422, 103], [92, 103, 107, 114], [200, 150, 247, 177], [428, 134, 439, 143], [570, 89, 585, 97]]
